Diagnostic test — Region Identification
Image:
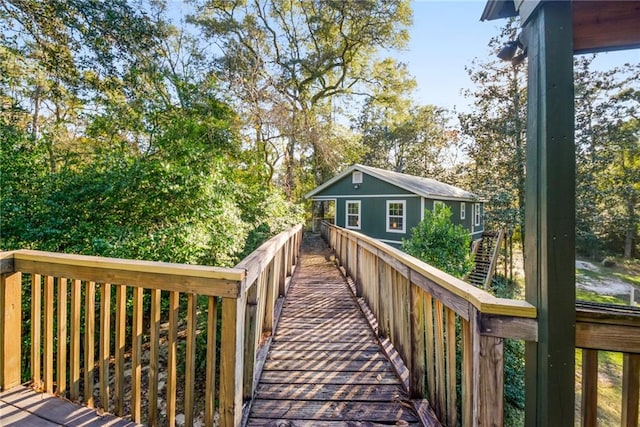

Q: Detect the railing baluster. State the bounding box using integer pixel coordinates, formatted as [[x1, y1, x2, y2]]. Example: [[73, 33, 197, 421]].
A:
[[621, 352, 640, 427], [70, 279, 81, 400], [425, 293, 435, 405], [462, 317, 472, 425], [99, 283, 111, 410], [409, 282, 426, 398], [434, 299, 446, 421], [114, 284, 126, 415], [148, 288, 161, 426], [44, 275, 54, 394], [446, 307, 457, 426], [166, 291, 179, 427], [131, 286, 143, 423], [57, 277, 68, 397], [185, 293, 197, 426], [205, 296, 218, 427], [581, 348, 598, 427], [84, 281, 95, 407], [31, 274, 42, 390]]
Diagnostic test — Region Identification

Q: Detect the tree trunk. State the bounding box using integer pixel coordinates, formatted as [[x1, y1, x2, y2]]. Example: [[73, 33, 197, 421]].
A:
[[624, 194, 636, 259]]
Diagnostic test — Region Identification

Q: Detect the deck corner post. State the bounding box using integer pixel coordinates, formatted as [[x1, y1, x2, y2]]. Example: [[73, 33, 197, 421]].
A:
[[220, 291, 247, 427], [0, 271, 22, 391], [522, 1, 576, 426]]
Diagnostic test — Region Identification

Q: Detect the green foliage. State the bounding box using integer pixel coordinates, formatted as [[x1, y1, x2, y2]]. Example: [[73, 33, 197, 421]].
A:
[[401, 206, 473, 278]]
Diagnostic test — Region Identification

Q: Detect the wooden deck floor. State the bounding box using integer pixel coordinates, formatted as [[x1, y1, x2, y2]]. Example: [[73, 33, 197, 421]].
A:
[[0, 385, 137, 426], [246, 236, 421, 426]]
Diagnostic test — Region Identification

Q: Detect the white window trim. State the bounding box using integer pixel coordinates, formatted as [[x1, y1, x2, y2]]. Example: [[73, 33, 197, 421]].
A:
[[345, 200, 361, 230], [474, 203, 481, 226], [386, 200, 406, 233], [460, 202, 466, 220], [352, 171, 363, 184], [433, 200, 445, 212]]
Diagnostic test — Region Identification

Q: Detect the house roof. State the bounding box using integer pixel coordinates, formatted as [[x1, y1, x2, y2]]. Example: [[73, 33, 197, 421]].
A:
[[305, 164, 482, 202]]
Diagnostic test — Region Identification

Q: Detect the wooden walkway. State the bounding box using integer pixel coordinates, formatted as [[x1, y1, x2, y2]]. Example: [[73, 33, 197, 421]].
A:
[[247, 235, 421, 426], [0, 385, 137, 426]]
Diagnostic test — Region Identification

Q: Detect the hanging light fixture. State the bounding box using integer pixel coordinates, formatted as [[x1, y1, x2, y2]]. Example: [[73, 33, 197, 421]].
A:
[[497, 34, 527, 65]]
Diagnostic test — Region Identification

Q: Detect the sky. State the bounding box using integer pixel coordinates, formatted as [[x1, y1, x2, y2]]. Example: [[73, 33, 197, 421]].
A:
[[399, 1, 640, 112]]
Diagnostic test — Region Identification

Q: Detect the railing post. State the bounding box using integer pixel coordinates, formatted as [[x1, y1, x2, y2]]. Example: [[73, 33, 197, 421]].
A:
[[479, 335, 504, 426], [220, 292, 246, 427], [1, 271, 22, 390]]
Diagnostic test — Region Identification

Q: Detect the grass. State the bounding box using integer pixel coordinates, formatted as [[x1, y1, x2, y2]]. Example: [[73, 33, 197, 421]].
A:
[[574, 350, 631, 427]]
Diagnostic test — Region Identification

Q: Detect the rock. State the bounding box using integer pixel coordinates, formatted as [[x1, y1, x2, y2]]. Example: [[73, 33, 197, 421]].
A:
[[175, 413, 185, 426]]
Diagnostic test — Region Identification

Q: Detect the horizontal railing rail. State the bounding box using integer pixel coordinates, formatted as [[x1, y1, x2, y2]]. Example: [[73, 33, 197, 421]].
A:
[[321, 221, 537, 426], [0, 224, 303, 427]]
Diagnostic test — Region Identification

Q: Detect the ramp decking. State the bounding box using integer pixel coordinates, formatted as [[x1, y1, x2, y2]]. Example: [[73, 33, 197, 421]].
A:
[[246, 236, 421, 426], [0, 385, 138, 426]]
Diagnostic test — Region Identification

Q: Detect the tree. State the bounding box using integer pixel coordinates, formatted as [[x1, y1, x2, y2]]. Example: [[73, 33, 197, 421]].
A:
[[189, 0, 412, 198], [402, 205, 473, 278], [574, 59, 639, 259], [459, 19, 526, 276]]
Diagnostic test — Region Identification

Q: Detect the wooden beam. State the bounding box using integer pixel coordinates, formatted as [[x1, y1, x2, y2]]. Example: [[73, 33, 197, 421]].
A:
[[573, 1, 640, 54], [522, 2, 576, 426]]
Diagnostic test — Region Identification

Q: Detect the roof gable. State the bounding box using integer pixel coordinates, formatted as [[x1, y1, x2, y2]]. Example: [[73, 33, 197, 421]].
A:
[[305, 164, 481, 202]]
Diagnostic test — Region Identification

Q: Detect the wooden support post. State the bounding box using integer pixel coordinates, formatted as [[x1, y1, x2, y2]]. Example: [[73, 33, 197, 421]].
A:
[[522, 2, 576, 426], [0, 272, 22, 391], [220, 294, 246, 427]]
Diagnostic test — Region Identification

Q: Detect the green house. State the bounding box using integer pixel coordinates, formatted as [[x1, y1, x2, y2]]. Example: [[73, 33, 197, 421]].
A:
[[306, 164, 484, 246]]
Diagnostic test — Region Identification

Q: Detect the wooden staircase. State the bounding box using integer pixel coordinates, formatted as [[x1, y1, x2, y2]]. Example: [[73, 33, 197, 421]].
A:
[[466, 230, 504, 289]]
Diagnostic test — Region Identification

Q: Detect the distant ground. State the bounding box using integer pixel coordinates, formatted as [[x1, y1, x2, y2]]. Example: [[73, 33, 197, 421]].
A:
[[576, 258, 640, 306]]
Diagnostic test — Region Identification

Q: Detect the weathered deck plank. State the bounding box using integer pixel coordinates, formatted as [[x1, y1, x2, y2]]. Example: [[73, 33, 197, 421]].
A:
[[0, 385, 138, 426], [247, 235, 421, 425]]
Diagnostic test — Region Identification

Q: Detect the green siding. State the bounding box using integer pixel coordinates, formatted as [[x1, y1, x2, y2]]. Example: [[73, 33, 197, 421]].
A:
[[314, 172, 413, 196], [313, 171, 484, 246]]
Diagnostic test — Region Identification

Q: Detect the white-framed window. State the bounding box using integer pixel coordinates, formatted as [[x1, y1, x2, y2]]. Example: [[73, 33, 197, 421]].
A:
[[474, 203, 481, 226], [433, 200, 445, 212], [460, 202, 466, 220], [345, 200, 361, 229], [386, 200, 406, 233], [352, 171, 363, 184]]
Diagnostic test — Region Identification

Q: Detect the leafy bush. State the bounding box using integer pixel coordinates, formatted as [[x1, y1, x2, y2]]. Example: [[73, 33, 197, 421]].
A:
[[402, 205, 474, 278]]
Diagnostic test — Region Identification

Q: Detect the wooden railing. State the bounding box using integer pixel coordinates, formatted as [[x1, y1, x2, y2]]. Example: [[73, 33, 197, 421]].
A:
[[0, 224, 302, 427], [576, 301, 640, 427], [321, 221, 537, 426], [321, 222, 640, 426]]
